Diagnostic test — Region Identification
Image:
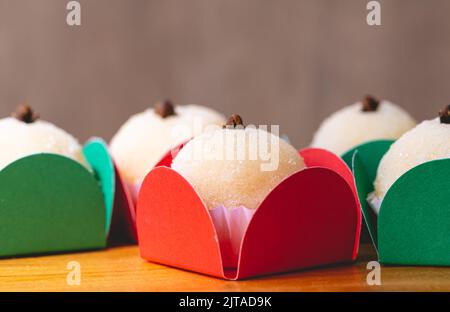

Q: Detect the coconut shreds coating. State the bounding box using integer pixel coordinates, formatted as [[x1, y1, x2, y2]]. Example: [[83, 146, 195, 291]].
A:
[[110, 104, 225, 185], [372, 118, 450, 210], [0, 117, 87, 169], [311, 100, 416, 155], [172, 127, 305, 210]]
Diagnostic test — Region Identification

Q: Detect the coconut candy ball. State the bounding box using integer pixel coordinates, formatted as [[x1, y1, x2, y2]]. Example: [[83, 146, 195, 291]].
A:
[[371, 106, 450, 213], [311, 96, 416, 155], [110, 100, 225, 185], [172, 114, 306, 210], [0, 105, 87, 170]]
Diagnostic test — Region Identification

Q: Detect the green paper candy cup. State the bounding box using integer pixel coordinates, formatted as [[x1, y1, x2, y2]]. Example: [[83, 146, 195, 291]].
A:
[[343, 140, 450, 266], [0, 138, 135, 258]]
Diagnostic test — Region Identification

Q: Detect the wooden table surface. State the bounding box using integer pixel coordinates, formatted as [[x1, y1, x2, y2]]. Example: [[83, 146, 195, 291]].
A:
[[0, 244, 448, 292]]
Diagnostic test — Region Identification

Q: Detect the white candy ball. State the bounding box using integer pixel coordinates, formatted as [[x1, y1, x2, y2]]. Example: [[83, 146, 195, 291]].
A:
[[311, 99, 416, 155], [110, 104, 225, 185], [172, 126, 305, 210], [371, 117, 450, 213], [0, 117, 87, 170]]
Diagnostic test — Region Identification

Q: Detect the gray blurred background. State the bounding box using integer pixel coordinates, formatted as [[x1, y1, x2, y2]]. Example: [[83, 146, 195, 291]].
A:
[[1, 0, 450, 148]]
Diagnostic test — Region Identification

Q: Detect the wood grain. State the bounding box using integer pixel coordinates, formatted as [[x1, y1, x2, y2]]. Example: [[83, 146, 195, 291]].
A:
[[0, 244, 449, 292]]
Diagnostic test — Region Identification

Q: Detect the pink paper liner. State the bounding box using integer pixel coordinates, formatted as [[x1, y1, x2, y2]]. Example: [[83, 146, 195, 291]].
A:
[[128, 181, 141, 203], [209, 206, 255, 269], [367, 191, 382, 215]]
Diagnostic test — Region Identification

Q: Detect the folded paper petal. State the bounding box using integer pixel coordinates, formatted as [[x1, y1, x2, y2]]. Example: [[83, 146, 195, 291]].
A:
[[0, 154, 106, 257], [236, 168, 357, 279], [379, 158, 450, 266], [341, 140, 394, 251], [84, 138, 137, 244], [137, 167, 224, 278], [300, 147, 361, 260]]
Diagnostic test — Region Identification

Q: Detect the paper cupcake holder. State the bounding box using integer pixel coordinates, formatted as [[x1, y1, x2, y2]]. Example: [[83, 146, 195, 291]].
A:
[[137, 146, 361, 280], [342, 140, 450, 266], [0, 138, 137, 258]]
